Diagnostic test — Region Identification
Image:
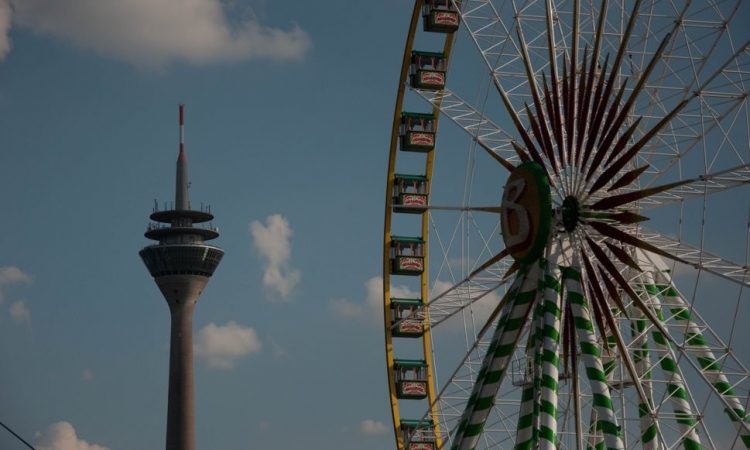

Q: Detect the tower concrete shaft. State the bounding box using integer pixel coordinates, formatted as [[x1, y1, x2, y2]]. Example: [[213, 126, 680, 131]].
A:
[[140, 105, 223, 450], [167, 301, 196, 450], [158, 275, 207, 450]]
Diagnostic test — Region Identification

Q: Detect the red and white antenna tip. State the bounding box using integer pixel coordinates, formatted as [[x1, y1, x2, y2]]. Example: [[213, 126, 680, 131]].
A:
[[178, 104, 185, 152]]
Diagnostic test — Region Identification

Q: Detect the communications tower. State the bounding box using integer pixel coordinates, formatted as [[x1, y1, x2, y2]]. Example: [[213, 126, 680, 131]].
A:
[[139, 105, 224, 450]]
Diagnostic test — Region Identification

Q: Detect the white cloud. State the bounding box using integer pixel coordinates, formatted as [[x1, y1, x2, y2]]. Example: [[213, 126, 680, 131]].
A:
[[359, 419, 388, 435], [0, 267, 32, 324], [0, 0, 10, 60], [34, 421, 110, 450], [6, 0, 311, 68], [250, 214, 300, 301], [0, 265, 31, 285], [9, 299, 30, 324], [329, 297, 369, 319], [268, 338, 288, 359], [330, 276, 418, 323], [194, 321, 261, 370], [0, 265, 31, 305], [81, 369, 94, 382]]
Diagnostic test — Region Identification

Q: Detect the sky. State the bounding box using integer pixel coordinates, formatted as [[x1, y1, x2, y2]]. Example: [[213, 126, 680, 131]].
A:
[[0, 1, 749, 450], [0, 1, 413, 449]]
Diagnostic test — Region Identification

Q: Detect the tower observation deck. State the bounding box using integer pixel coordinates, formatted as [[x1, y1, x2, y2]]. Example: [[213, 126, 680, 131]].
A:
[[139, 105, 223, 450]]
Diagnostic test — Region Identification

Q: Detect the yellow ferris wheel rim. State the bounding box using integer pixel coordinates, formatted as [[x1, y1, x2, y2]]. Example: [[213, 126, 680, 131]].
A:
[[383, 1, 458, 448]]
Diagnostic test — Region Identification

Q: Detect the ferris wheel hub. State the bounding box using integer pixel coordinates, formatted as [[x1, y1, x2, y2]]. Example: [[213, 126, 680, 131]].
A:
[[561, 195, 581, 232]]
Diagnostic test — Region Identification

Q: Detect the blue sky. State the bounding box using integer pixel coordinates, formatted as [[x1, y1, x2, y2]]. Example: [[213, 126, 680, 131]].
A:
[[1, 1, 749, 450], [0, 1, 412, 449]]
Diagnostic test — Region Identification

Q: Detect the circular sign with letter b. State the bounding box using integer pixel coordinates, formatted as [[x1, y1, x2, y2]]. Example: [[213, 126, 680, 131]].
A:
[[500, 162, 552, 264]]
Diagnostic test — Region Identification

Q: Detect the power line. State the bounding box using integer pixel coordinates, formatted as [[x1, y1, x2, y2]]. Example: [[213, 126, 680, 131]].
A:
[[0, 420, 37, 450]]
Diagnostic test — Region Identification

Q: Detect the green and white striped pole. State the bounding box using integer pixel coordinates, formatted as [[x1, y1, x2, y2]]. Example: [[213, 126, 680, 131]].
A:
[[563, 265, 624, 450], [653, 269, 750, 448], [641, 271, 702, 450], [514, 276, 542, 450], [514, 379, 537, 450], [532, 272, 545, 449], [452, 265, 540, 450], [588, 320, 620, 450], [538, 258, 562, 450], [629, 292, 661, 450], [515, 258, 549, 450]]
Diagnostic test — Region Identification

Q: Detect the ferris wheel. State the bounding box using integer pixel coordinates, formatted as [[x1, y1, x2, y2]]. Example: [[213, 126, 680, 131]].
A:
[[382, 1, 750, 449]]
